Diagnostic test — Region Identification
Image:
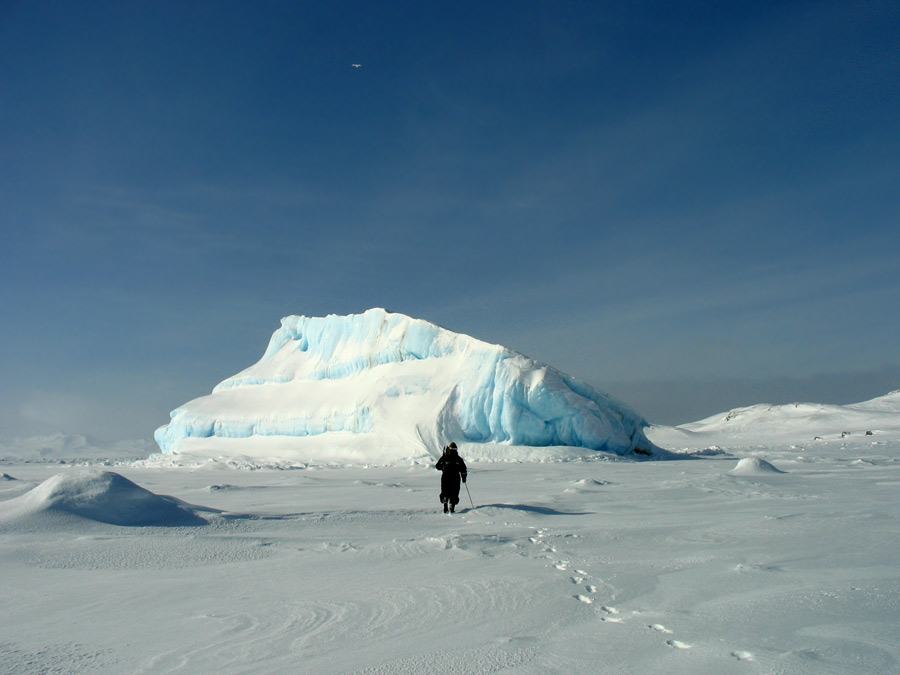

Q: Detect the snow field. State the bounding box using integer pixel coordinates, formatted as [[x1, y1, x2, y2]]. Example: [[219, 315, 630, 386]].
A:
[[2, 437, 899, 674]]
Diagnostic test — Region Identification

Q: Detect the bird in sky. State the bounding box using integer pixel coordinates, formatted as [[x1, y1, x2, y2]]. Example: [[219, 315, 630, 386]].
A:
[[351, 63, 362, 68]]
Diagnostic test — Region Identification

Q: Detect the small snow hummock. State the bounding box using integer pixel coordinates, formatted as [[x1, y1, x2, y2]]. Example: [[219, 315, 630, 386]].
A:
[[0, 470, 208, 526], [729, 457, 785, 476]]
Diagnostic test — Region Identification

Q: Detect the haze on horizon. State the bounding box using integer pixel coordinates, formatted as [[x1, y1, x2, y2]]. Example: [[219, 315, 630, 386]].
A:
[[2, 1, 899, 444]]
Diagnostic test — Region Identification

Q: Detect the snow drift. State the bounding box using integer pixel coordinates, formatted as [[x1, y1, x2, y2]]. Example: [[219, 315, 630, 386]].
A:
[[155, 309, 657, 464], [0, 470, 208, 526]]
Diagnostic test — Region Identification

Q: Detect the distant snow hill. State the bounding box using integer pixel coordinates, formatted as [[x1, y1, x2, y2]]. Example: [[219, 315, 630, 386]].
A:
[[154, 308, 658, 465], [0, 433, 156, 462], [647, 390, 900, 451]]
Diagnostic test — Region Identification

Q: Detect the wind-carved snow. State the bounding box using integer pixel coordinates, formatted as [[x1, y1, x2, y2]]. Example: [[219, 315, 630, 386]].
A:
[[154, 309, 657, 464]]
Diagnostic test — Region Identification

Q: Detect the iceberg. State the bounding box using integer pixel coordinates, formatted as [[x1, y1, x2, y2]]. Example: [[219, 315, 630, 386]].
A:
[[154, 309, 658, 464]]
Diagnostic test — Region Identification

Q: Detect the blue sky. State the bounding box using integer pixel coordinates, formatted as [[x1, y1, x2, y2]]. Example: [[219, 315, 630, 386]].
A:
[[2, 1, 899, 440]]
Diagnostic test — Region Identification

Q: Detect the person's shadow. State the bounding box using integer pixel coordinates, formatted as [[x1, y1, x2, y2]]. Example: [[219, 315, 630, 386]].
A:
[[462, 503, 593, 516]]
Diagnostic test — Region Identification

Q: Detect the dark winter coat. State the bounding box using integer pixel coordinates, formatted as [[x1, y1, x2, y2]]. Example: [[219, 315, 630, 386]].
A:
[[435, 451, 467, 504]]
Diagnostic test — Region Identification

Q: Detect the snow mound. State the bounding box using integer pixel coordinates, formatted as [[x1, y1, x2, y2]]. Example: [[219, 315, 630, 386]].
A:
[[0, 470, 208, 526], [154, 308, 658, 465], [729, 458, 785, 476]]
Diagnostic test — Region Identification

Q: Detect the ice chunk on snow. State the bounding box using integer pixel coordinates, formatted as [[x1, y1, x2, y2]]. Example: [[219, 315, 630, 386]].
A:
[[155, 309, 657, 463]]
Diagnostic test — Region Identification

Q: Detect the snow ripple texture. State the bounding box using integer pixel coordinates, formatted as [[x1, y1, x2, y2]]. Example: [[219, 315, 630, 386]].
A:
[[155, 308, 656, 462]]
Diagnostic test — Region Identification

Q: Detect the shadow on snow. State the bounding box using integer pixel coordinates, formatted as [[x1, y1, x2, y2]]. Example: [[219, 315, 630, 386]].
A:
[[467, 503, 594, 516]]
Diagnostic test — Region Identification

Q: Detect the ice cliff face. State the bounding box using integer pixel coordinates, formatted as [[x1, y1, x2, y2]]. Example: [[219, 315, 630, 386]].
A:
[[155, 308, 658, 463]]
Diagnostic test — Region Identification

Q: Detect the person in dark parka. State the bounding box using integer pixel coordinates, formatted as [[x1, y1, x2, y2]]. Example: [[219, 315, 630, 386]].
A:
[[435, 442, 467, 513]]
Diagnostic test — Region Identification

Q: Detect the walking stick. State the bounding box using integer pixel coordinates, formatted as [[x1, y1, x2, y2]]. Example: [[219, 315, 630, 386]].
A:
[[464, 481, 475, 510]]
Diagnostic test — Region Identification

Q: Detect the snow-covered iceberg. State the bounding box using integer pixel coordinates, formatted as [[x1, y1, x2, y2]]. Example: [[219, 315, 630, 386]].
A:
[[154, 308, 658, 464]]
